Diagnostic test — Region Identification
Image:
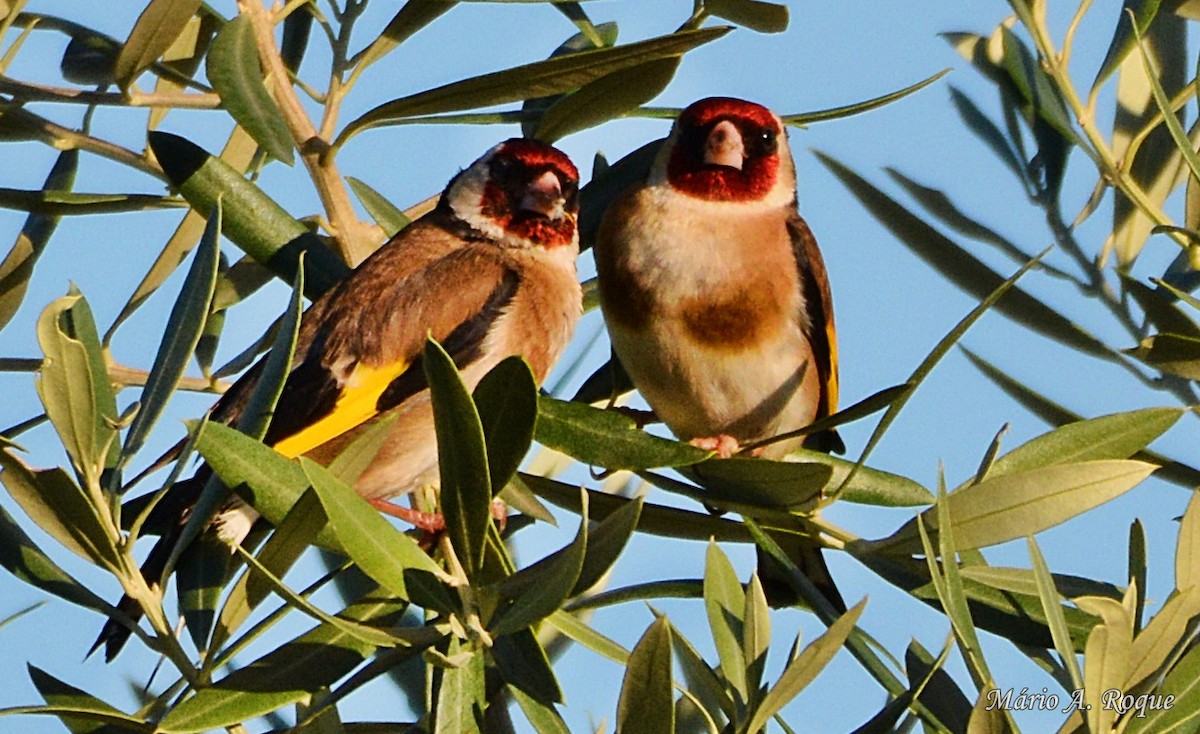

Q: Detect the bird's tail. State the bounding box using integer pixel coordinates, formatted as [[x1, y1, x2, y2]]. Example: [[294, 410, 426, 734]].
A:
[[89, 475, 207, 662], [757, 535, 846, 613], [89, 525, 181, 662]]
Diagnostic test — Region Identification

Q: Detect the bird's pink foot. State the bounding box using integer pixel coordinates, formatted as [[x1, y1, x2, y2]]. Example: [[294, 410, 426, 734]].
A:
[[370, 498, 446, 533], [691, 434, 741, 459]]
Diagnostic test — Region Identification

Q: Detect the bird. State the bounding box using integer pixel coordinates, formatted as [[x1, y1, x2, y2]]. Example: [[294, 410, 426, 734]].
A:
[[95, 138, 583, 659], [593, 96, 846, 611]]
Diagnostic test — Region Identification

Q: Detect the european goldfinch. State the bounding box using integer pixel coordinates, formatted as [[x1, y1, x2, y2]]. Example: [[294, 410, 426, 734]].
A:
[[594, 97, 845, 610], [97, 138, 582, 658]]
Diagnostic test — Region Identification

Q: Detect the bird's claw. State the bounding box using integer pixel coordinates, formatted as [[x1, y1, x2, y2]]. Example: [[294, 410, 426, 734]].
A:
[[690, 434, 742, 459]]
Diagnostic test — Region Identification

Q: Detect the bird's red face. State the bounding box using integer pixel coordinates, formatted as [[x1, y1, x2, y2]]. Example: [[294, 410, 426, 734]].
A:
[[666, 97, 783, 202], [479, 139, 580, 248]]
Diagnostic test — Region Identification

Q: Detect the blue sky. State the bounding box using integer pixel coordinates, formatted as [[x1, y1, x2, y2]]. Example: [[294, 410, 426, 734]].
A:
[[0, 2, 1193, 732]]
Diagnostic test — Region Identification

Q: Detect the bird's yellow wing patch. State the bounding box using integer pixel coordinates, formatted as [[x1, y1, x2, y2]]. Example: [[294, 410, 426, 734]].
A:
[[272, 360, 410, 459], [824, 318, 839, 415]]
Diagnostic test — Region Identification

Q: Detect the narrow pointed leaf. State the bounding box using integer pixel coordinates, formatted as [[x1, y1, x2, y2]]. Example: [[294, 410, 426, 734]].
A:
[[338, 27, 729, 144], [876, 461, 1156, 553], [1129, 332, 1200, 379], [158, 595, 431, 733], [535, 395, 711, 470], [0, 504, 112, 613], [302, 459, 450, 609], [434, 636, 486, 734], [346, 177, 409, 238], [0, 150, 77, 332], [473, 356, 537, 495], [0, 450, 119, 569], [535, 57, 679, 143], [984, 407, 1182, 480], [489, 498, 586, 636], [510, 685, 570, 734], [1177, 490, 1200, 590], [206, 15, 294, 164], [1123, 641, 1200, 733], [1092, 0, 1164, 93], [1027, 536, 1084, 690], [703, 541, 747, 699], [353, 1, 456, 76], [114, 0, 204, 89], [677, 457, 833, 514], [573, 495, 641, 595], [783, 68, 950, 126], [35, 293, 118, 487], [494, 629, 564, 705], [616, 616, 674, 734], [233, 261, 304, 441], [820, 153, 1112, 362], [424, 338, 491, 579], [28, 664, 146, 734], [745, 600, 866, 732], [120, 201, 220, 466], [705, 0, 788, 33], [1078, 595, 1133, 733]]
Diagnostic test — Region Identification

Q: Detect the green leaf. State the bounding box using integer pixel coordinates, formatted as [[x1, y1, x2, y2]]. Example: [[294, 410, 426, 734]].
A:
[[0, 450, 119, 570], [232, 259, 304, 442], [616, 616, 674, 734], [961, 348, 1200, 489], [35, 292, 119, 488], [158, 595, 430, 733], [1133, 12, 1200, 203], [493, 630, 564, 705], [434, 637, 486, 734], [904, 640, 972, 734], [424, 338, 492, 579], [1124, 639, 1200, 733], [1027, 536, 1084, 691], [783, 68, 951, 126], [1128, 332, 1200, 379], [743, 573, 770, 695], [0, 503, 113, 614], [876, 461, 1157, 554], [956, 566, 1122, 600], [488, 495, 586, 636], [573, 495, 641, 595], [984, 407, 1183, 480], [1122, 275, 1200, 340], [1078, 595, 1133, 733], [705, 0, 788, 33], [0, 150, 77, 332], [352, 1, 456, 78], [1125, 586, 1200, 691], [473, 356, 538, 496], [510, 685, 570, 734], [325, 413, 400, 487], [205, 15, 294, 165], [176, 530, 231, 653], [119, 200, 220, 469], [149, 132, 348, 299], [819, 153, 1112, 362], [301, 459, 451, 610], [346, 177, 409, 238], [114, 0, 204, 89], [675, 457, 833, 516], [523, 472, 774, 542], [744, 600, 866, 732], [337, 27, 730, 145], [999, 27, 1075, 139], [1092, 0, 1164, 93], [1177, 490, 1200, 591], [947, 86, 1027, 186], [28, 664, 146, 734], [703, 541, 747, 700], [535, 57, 679, 143], [535, 395, 711, 470]]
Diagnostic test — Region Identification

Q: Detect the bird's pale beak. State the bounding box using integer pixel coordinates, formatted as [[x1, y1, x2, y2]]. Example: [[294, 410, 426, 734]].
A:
[[519, 170, 565, 218], [703, 120, 745, 170]]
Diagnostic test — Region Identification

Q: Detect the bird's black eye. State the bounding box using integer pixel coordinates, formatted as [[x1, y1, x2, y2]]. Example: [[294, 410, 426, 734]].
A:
[[746, 127, 777, 157]]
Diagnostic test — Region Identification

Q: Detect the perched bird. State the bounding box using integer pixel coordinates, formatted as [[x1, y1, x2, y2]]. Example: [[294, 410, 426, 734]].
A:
[[96, 138, 582, 659], [594, 97, 845, 611]]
